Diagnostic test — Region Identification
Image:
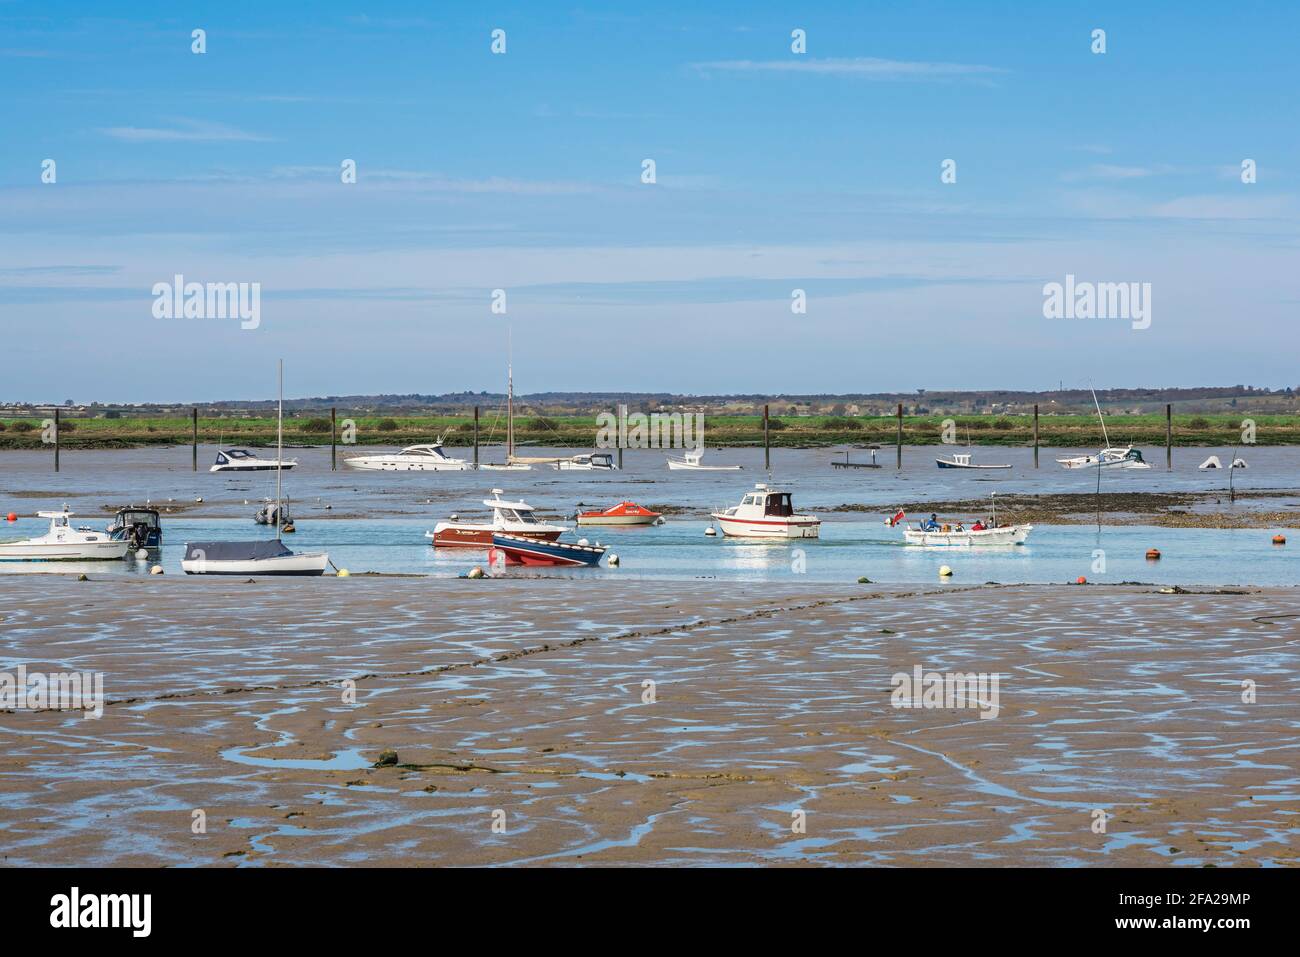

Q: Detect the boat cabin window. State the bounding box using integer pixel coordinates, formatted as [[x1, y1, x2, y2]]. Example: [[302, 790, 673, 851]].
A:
[[592, 454, 613, 466], [764, 493, 794, 517], [227, 449, 254, 459], [742, 494, 760, 506]]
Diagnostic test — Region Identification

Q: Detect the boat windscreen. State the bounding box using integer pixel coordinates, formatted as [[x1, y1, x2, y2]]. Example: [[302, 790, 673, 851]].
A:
[[764, 493, 794, 517]]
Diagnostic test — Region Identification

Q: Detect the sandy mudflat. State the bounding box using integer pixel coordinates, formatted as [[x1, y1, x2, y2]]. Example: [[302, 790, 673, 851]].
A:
[[0, 576, 1296, 867]]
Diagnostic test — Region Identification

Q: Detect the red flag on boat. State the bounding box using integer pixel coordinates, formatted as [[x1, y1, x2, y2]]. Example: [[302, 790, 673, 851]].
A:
[[887, 509, 905, 527]]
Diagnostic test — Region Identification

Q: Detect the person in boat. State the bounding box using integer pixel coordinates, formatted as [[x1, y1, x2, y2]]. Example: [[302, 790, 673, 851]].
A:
[[954, 522, 965, 533], [971, 520, 985, 531], [921, 513, 940, 530]]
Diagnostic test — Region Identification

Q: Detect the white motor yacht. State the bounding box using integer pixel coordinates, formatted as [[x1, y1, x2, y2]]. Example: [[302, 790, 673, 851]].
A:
[[211, 448, 297, 472], [345, 441, 472, 471], [0, 507, 130, 561]]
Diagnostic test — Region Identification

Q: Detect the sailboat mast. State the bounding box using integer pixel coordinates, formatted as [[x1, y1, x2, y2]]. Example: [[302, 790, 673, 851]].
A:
[[276, 359, 283, 541], [1091, 386, 1110, 449], [506, 328, 514, 460]]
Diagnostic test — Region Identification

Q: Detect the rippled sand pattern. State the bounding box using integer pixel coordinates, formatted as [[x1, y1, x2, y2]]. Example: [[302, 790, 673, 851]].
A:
[[1, 577, 1296, 867]]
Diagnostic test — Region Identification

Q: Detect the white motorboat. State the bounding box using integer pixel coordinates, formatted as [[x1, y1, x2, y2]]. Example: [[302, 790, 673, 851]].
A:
[[1057, 446, 1151, 470], [897, 494, 1031, 546], [903, 523, 1032, 546], [553, 452, 618, 471], [1057, 387, 1150, 470], [0, 508, 131, 561], [936, 452, 1011, 470], [211, 448, 297, 472], [184, 361, 329, 576], [667, 448, 742, 471], [344, 440, 472, 471], [710, 484, 820, 538], [426, 489, 567, 548]]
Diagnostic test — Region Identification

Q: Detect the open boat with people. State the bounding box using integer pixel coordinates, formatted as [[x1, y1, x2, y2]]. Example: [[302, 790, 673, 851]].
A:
[[426, 490, 567, 548], [211, 448, 296, 472], [667, 448, 742, 471], [344, 440, 471, 471], [183, 360, 329, 576], [575, 501, 661, 526], [0, 507, 131, 561], [894, 495, 1031, 546], [710, 484, 820, 539], [489, 533, 607, 567]]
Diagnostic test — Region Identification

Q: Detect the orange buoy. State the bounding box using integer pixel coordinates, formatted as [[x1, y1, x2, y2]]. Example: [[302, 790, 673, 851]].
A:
[[1076, 576, 1087, 584], [1145, 548, 1161, 560], [1272, 534, 1286, 545], [5, 512, 15, 522]]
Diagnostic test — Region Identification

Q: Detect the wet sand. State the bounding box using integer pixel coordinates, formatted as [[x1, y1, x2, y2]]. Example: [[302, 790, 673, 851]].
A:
[[0, 577, 1296, 867]]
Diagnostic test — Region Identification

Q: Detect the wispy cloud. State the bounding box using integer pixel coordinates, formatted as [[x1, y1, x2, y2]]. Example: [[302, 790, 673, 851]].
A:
[[1061, 163, 1175, 182], [98, 119, 273, 143], [691, 56, 1007, 81]]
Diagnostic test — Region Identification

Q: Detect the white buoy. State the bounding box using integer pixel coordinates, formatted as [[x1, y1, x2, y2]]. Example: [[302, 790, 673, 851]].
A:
[[149, 565, 164, 575], [939, 565, 953, 578], [135, 548, 148, 560], [704, 526, 717, 537], [195, 496, 203, 503], [608, 553, 620, 567]]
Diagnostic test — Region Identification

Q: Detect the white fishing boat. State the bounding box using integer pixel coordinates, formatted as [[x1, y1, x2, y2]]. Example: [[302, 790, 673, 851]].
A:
[[710, 484, 820, 539], [897, 495, 1031, 546], [183, 361, 329, 576], [935, 452, 1011, 470], [553, 452, 618, 471], [210, 448, 297, 472], [1057, 387, 1151, 470], [344, 439, 472, 471], [0, 507, 130, 561], [667, 448, 742, 471], [426, 489, 567, 548]]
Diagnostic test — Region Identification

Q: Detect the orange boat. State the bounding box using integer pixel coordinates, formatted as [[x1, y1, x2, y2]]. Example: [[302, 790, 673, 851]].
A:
[[575, 501, 662, 526]]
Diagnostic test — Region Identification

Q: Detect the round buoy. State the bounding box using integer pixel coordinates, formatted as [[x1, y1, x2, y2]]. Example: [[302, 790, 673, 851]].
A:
[[135, 548, 148, 560], [857, 576, 872, 584], [5, 512, 16, 522], [1272, 534, 1286, 545], [336, 568, 350, 578], [1076, 576, 1087, 584], [938, 565, 953, 578], [704, 526, 717, 537], [608, 553, 620, 567], [149, 565, 163, 575], [195, 496, 203, 503], [1145, 548, 1161, 560], [282, 523, 295, 533], [467, 566, 485, 579]]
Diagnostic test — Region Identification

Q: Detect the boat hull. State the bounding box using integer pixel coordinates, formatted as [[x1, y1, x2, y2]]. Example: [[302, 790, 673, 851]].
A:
[[576, 514, 658, 526], [180, 553, 329, 575], [903, 524, 1032, 546], [428, 524, 563, 548], [345, 460, 471, 471], [936, 459, 1011, 470], [210, 463, 295, 473], [711, 514, 821, 539], [667, 461, 742, 471], [0, 540, 130, 561], [489, 534, 605, 567]]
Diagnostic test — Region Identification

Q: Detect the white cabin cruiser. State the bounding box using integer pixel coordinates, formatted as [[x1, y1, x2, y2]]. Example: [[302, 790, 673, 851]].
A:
[[710, 484, 820, 539], [344, 441, 471, 471], [211, 448, 297, 472], [426, 489, 567, 548], [553, 452, 618, 471], [667, 448, 742, 471], [0, 508, 130, 561], [936, 452, 1011, 470]]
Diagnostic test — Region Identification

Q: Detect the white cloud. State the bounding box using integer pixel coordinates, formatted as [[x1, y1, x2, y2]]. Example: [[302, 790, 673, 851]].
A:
[[691, 57, 1007, 80], [98, 119, 272, 142]]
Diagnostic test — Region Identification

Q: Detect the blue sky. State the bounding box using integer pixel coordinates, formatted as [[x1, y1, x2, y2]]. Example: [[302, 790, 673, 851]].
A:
[[2, 1, 1296, 402]]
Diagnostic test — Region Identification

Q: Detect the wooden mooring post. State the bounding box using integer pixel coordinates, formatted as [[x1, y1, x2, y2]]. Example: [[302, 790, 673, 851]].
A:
[[1033, 404, 1040, 468], [763, 404, 770, 471], [1166, 404, 1172, 470], [192, 408, 198, 471], [53, 408, 60, 472], [331, 407, 338, 470], [473, 406, 480, 468], [896, 403, 903, 469], [616, 404, 624, 470]]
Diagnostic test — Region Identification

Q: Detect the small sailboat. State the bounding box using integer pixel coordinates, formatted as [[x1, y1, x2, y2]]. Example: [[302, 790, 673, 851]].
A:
[[575, 501, 662, 526], [710, 484, 820, 539], [480, 340, 533, 471], [182, 361, 329, 576], [426, 490, 566, 547], [1057, 388, 1151, 470], [0, 507, 130, 561], [667, 448, 742, 471]]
